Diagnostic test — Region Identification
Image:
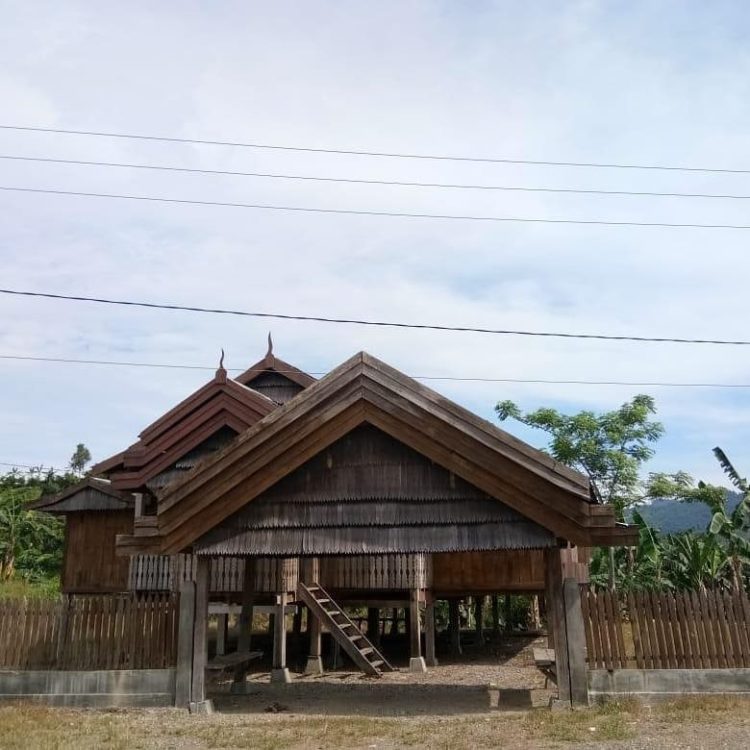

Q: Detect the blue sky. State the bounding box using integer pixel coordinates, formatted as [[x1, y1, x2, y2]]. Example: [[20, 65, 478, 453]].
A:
[[1, 1, 749, 485]]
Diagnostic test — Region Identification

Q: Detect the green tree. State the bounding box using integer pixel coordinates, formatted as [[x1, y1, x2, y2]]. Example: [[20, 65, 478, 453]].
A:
[[497, 395, 670, 588], [0, 483, 63, 581], [496, 395, 664, 522], [0, 464, 79, 583], [69, 443, 92, 475]]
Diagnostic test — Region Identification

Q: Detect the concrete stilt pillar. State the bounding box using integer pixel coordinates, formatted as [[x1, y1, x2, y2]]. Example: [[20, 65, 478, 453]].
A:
[[270, 592, 291, 683], [409, 588, 426, 673], [306, 609, 323, 675], [491, 594, 500, 637]]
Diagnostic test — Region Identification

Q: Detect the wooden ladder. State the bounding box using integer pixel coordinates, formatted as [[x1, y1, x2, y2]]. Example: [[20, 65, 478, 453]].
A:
[[297, 581, 393, 677]]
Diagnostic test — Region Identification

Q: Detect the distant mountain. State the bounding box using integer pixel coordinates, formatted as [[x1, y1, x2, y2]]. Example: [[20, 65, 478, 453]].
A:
[[633, 492, 743, 534]]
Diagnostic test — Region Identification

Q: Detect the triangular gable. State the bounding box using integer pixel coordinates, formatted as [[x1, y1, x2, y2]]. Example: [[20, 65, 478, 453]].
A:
[[32, 477, 133, 514], [235, 344, 316, 391], [195, 424, 556, 556], [92, 367, 276, 487], [117, 352, 636, 555]]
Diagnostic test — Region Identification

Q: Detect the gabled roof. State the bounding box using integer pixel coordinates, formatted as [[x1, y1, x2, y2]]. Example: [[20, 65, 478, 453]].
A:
[[116, 352, 636, 555], [31, 477, 134, 514], [91, 366, 277, 489], [234, 337, 316, 390]]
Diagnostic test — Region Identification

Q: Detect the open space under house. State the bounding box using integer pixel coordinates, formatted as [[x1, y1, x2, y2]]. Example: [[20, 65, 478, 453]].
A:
[[25, 342, 640, 710]]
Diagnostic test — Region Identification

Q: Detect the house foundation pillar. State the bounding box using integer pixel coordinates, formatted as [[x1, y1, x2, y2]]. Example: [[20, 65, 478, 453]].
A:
[[409, 588, 426, 673], [271, 591, 291, 683]]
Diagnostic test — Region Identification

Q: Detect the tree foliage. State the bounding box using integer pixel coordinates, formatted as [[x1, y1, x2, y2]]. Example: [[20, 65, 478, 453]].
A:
[[0, 457, 86, 583], [496, 395, 664, 521]]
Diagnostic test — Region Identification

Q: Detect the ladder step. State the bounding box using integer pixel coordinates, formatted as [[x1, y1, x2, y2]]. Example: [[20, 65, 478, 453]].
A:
[[359, 647, 374, 656], [348, 634, 365, 641], [370, 660, 384, 669]]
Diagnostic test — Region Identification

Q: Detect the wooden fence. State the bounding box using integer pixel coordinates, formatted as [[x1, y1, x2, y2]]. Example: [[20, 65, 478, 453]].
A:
[[581, 587, 750, 669], [0, 593, 178, 670]]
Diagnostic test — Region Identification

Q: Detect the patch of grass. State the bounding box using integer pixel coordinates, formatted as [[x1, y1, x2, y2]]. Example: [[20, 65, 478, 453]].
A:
[[523, 700, 641, 743], [0, 576, 60, 600], [656, 695, 750, 724]]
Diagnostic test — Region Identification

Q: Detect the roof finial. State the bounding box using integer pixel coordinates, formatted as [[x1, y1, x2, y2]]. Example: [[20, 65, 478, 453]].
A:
[[215, 348, 228, 383], [266, 331, 273, 357]]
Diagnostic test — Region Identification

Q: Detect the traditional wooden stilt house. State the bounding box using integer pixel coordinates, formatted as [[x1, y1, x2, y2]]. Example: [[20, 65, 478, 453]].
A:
[[34, 344, 635, 709]]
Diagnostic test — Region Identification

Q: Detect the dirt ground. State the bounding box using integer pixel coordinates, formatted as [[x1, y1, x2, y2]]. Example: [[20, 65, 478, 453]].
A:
[[2, 635, 750, 748]]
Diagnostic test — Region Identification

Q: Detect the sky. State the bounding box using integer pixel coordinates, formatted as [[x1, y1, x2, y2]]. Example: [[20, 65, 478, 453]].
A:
[[1, 1, 749, 486]]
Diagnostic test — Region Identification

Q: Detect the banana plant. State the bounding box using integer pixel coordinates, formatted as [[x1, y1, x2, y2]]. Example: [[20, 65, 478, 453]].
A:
[[706, 448, 750, 593]]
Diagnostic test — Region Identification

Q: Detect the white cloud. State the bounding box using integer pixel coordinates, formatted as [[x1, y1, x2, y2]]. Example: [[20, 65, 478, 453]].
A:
[[0, 1, 749, 484]]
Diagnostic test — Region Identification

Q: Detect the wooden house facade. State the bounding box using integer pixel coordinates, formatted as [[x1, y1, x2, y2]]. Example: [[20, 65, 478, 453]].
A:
[[34, 345, 636, 709]]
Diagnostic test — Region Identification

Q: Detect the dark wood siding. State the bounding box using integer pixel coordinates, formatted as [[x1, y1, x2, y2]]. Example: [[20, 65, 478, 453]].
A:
[[195, 425, 555, 556], [432, 550, 547, 593], [62, 511, 133, 593]]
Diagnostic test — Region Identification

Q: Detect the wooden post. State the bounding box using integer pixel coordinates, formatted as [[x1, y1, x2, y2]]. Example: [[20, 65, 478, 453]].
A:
[[189, 556, 211, 711], [449, 598, 462, 657], [237, 558, 255, 653], [409, 588, 426, 672], [530, 595, 542, 631], [389, 607, 399, 636], [563, 578, 589, 706], [425, 594, 438, 667], [292, 605, 303, 656], [504, 594, 512, 633], [331, 637, 341, 670], [175, 580, 195, 708], [367, 607, 380, 647], [491, 595, 500, 637], [306, 606, 323, 674], [271, 592, 291, 683], [215, 613, 227, 656], [545, 548, 571, 707], [474, 596, 485, 646]]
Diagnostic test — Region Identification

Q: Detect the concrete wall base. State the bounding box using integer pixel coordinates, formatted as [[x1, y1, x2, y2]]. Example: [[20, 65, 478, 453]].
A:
[[589, 669, 750, 703], [270, 668, 292, 684], [0, 669, 176, 708]]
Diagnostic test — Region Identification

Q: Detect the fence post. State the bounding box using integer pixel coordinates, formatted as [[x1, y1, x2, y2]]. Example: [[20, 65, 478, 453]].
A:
[[563, 578, 589, 707], [175, 579, 195, 708], [55, 595, 71, 667]]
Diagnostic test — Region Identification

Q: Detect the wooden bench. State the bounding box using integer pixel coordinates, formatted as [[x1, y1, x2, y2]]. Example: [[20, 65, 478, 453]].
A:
[[207, 650, 263, 677], [533, 647, 557, 688]]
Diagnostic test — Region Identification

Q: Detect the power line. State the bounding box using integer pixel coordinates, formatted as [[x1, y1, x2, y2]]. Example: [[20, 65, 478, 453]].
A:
[[3, 153, 750, 201], [1, 124, 748, 175], [2, 289, 750, 346], [0, 460, 58, 472], [1, 353, 749, 389], [3, 185, 750, 230]]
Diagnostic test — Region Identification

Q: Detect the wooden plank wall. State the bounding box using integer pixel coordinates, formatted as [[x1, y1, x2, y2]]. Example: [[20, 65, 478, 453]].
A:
[[319, 554, 432, 590], [0, 593, 178, 670], [581, 587, 750, 669], [63, 511, 133, 593], [432, 549, 547, 593]]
